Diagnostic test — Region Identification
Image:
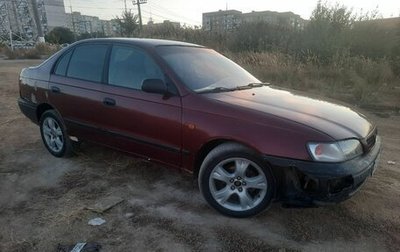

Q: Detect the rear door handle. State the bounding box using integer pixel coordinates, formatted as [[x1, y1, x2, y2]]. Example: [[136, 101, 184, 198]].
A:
[[50, 86, 60, 93], [103, 97, 116, 106]]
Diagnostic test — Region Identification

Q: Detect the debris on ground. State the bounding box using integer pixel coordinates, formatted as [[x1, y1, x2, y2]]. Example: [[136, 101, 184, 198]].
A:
[[88, 217, 106, 226], [387, 160, 396, 165], [124, 212, 134, 218], [86, 195, 124, 213], [57, 242, 101, 252]]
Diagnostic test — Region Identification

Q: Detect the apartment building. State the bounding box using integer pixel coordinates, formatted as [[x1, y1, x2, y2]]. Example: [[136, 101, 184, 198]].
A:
[[202, 9, 305, 32], [40, 0, 67, 30], [65, 12, 119, 37], [202, 10, 242, 32]]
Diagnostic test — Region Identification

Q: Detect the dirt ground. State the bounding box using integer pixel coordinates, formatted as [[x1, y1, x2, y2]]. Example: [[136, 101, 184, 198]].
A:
[[0, 59, 399, 252]]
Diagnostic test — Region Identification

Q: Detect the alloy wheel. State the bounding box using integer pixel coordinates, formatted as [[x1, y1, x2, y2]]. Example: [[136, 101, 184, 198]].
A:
[[42, 117, 64, 153], [208, 157, 268, 211]]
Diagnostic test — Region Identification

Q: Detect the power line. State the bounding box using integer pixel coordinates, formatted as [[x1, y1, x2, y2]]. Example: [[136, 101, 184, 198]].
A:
[[149, 0, 201, 24], [140, 9, 174, 22], [141, 8, 191, 26], [147, 1, 200, 25], [34, 2, 199, 26], [145, 5, 181, 22], [62, 2, 200, 26]]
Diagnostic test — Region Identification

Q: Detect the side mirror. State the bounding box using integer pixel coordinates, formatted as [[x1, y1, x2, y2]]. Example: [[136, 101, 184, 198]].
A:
[[142, 79, 168, 95]]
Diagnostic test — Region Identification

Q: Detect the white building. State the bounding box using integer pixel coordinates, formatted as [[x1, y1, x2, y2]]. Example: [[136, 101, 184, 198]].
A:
[[66, 12, 118, 36], [41, 0, 67, 31]]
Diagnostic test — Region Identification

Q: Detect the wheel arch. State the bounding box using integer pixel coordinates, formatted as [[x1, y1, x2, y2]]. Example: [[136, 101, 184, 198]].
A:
[[194, 139, 279, 200], [36, 103, 54, 122], [196, 140, 278, 217], [193, 138, 264, 179], [38, 107, 74, 158]]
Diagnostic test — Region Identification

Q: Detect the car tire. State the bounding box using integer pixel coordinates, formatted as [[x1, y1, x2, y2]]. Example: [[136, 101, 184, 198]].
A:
[[39, 110, 73, 158], [198, 142, 275, 217]]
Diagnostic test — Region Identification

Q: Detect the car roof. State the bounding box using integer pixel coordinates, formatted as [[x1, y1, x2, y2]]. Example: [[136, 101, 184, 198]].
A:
[[76, 38, 204, 48]]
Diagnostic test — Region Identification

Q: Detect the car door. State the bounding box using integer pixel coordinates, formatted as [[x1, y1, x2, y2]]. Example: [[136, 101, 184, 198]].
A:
[[100, 44, 182, 167], [48, 43, 110, 143]]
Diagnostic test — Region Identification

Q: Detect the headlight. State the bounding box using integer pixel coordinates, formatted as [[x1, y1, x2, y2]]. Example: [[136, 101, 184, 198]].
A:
[[307, 139, 363, 162]]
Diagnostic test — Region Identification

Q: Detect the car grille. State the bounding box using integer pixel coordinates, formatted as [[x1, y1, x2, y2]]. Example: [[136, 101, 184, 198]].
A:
[[364, 128, 377, 152]]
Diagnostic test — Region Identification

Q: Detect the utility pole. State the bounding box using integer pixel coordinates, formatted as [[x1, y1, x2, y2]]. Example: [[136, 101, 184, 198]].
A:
[[11, 0, 22, 37], [69, 0, 77, 41], [30, 0, 45, 42], [124, 0, 127, 12], [132, 0, 147, 31], [5, 0, 13, 51]]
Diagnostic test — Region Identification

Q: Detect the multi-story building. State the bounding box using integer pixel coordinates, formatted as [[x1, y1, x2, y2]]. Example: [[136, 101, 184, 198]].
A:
[[66, 12, 94, 35], [101, 19, 118, 37], [146, 20, 181, 29], [40, 0, 67, 31], [202, 10, 242, 32], [202, 9, 306, 32], [66, 12, 118, 37], [0, 0, 122, 43], [0, 0, 66, 42]]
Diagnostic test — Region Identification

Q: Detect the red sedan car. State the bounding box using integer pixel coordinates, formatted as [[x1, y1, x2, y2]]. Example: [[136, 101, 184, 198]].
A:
[[18, 38, 381, 217]]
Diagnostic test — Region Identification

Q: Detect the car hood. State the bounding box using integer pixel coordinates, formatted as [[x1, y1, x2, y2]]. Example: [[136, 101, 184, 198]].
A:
[[203, 86, 374, 140]]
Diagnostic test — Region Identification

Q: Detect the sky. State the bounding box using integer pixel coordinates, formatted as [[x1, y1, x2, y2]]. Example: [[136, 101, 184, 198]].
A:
[[64, 0, 400, 26]]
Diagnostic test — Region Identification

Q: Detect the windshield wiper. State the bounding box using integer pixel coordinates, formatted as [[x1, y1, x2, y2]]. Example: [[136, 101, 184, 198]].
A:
[[196, 86, 234, 94], [236, 82, 271, 90], [197, 83, 270, 94]]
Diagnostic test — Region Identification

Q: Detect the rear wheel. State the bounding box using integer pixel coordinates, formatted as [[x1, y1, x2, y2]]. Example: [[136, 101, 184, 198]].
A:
[[198, 143, 275, 217], [39, 110, 73, 157]]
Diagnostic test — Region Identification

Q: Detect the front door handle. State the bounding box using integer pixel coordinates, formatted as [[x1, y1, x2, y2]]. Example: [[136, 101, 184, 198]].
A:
[[103, 97, 116, 106], [50, 86, 60, 93]]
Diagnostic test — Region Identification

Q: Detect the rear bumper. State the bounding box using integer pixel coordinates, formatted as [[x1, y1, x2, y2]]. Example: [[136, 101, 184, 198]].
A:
[[265, 136, 381, 206], [18, 97, 38, 124]]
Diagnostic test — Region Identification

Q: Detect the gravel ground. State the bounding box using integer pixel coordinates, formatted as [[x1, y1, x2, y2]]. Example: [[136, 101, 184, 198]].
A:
[[0, 59, 399, 251]]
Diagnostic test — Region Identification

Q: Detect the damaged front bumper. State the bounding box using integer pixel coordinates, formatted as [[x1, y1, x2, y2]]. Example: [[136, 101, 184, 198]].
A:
[[265, 136, 381, 207]]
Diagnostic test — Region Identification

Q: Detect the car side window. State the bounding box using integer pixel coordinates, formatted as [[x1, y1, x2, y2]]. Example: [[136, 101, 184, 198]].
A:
[[67, 44, 108, 83], [54, 49, 73, 76], [108, 45, 164, 90]]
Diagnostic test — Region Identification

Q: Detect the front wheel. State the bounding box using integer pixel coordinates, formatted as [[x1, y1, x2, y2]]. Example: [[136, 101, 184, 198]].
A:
[[198, 143, 275, 217], [39, 110, 73, 157]]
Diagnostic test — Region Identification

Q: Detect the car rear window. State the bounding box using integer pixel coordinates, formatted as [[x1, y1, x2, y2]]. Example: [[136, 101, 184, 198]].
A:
[[67, 44, 108, 83], [54, 49, 72, 76]]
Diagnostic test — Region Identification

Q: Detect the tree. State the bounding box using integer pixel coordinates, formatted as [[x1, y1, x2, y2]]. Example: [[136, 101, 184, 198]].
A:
[[230, 21, 297, 53], [115, 10, 139, 37], [300, 1, 356, 63], [45, 27, 75, 44], [310, 1, 355, 31]]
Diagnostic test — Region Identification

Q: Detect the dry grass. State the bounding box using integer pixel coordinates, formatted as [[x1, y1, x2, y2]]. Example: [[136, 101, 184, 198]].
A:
[[3, 43, 60, 60], [228, 51, 400, 108]]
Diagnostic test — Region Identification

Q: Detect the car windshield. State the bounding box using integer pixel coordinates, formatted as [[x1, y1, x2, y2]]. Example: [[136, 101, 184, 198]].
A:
[[156, 46, 260, 93]]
